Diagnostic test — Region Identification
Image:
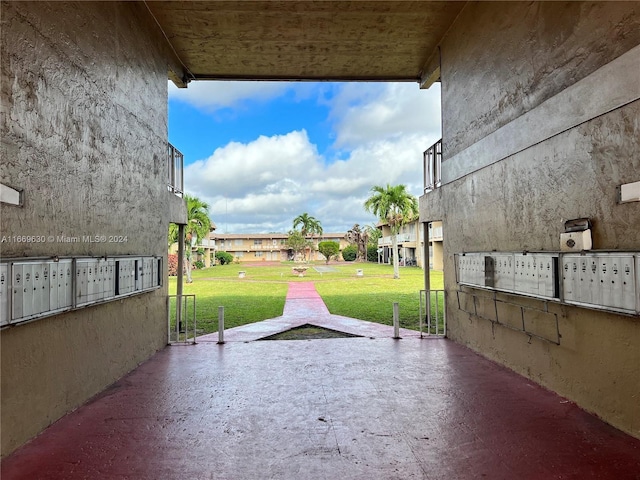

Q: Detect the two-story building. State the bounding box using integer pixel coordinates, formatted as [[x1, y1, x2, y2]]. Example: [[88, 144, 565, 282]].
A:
[[210, 232, 349, 263], [377, 220, 443, 270]]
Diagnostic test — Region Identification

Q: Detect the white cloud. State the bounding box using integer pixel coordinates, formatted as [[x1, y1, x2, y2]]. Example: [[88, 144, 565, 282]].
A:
[[168, 80, 291, 110], [331, 83, 441, 149], [184, 130, 321, 197]]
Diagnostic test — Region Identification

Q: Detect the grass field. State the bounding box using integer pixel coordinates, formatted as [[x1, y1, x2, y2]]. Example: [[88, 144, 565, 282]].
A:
[[168, 262, 444, 335]]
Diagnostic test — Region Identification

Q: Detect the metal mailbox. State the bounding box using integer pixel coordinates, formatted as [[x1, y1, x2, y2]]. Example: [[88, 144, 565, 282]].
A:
[[49, 259, 73, 312], [536, 254, 558, 299], [32, 261, 50, 315], [562, 253, 637, 313], [142, 257, 153, 290], [76, 260, 90, 306], [494, 253, 514, 292], [103, 259, 116, 299], [0, 264, 8, 326], [116, 258, 136, 295]]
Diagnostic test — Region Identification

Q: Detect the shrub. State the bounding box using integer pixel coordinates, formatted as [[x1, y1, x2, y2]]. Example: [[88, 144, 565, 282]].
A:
[[168, 253, 178, 276], [367, 245, 378, 262], [193, 260, 205, 269], [215, 251, 234, 265], [342, 244, 357, 261]]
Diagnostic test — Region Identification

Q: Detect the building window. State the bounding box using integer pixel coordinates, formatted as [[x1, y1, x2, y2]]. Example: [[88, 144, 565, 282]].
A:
[[236, 251, 244, 258], [234, 239, 243, 246], [254, 239, 263, 246], [255, 251, 263, 257], [273, 239, 278, 246]]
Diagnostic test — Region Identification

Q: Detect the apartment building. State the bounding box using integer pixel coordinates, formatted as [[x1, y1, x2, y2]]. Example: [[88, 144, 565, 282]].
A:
[[377, 220, 443, 270], [209, 233, 350, 263]]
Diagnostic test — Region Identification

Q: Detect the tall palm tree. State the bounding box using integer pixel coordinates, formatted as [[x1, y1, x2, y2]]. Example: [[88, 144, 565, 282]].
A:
[[183, 194, 212, 283], [364, 184, 418, 279], [293, 213, 323, 261]]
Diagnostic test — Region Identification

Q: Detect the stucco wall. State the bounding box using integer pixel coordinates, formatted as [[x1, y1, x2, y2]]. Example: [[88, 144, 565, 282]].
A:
[[0, 1, 179, 456], [421, 2, 640, 438]]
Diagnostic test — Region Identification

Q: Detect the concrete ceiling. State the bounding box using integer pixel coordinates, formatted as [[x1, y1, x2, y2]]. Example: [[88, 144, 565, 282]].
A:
[[146, 1, 465, 88]]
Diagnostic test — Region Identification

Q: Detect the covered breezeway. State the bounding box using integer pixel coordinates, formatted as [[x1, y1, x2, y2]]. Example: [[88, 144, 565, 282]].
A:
[[2, 335, 639, 479]]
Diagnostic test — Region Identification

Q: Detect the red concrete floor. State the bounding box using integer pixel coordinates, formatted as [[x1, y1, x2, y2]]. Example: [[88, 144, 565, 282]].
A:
[[2, 284, 640, 479]]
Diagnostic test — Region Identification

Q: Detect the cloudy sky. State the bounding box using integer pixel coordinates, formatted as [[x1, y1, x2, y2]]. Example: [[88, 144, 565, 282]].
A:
[[168, 81, 441, 234]]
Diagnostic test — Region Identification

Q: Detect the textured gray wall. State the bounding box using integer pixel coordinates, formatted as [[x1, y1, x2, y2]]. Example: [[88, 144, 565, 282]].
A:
[[0, 1, 182, 456], [441, 1, 640, 159], [421, 2, 640, 438]]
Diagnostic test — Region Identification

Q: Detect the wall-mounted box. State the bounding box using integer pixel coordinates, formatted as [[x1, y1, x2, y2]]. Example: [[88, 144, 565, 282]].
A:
[[456, 253, 486, 288], [49, 259, 73, 312], [32, 261, 50, 315], [560, 230, 592, 252], [134, 257, 143, 291], [0, 264, 9, 326], [514, 254, 538, 296], [536, 254, 559, 299], [494, 253, 514, 292], [484, 256, 496, 288], [152, 257, 162, 288], [618, 180, 640, 204], [75, 260, 90, 307], [142, 257, 154, 290], [103, 259, 116, 299], [597, 255, 636, 312], [2, 254, 162, 329], [116, 258, 138, 295], [11, 263, 24, 320], [562, 253, 636, 313]]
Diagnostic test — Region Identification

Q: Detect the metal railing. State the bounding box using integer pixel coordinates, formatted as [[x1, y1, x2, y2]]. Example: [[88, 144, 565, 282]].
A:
[[167, 143, 184, 197], [419, 289, 446, 337], [429, 225, 443, 241], [423, 138, 442, 192], [167, 294, 197, 344], [378, 233, 417, 246]]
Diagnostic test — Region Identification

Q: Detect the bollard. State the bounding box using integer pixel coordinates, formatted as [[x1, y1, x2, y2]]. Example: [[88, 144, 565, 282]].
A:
[[218, 306, 225, 344], [393, 302, 400, 339]]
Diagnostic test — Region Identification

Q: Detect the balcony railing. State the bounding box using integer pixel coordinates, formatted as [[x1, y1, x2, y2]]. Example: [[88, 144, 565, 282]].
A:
[[429, 225, 443, 241], [168, 143, 184, 197], [378, 233, 417, 246], [423, 138, 442, 192]]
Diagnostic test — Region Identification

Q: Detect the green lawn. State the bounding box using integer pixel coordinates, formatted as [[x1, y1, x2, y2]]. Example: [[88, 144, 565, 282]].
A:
[[168, 262, 444, 335]]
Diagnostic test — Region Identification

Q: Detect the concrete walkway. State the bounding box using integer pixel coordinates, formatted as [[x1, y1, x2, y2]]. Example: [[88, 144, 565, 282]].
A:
[[2, 283, 640, 479], [198, 282, 422, 342]]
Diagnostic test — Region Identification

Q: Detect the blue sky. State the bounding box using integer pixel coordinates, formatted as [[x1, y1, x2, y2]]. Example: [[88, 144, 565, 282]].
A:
[[168, 81, 441, 234]]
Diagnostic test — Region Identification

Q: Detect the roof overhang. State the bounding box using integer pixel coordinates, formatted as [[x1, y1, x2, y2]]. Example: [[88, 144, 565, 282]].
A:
[[144, 1, 465, 88]]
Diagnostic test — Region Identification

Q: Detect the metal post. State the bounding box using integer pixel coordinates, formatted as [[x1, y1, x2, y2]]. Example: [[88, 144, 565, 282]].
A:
[[419, 290, 424, 337], [422, 222, 431, 336], [218, 306, 225, 344], [422, 222, 431, 291], [393, 302, 400, 339], [427, 290, 432, 335], [176, 224, 185, 334]]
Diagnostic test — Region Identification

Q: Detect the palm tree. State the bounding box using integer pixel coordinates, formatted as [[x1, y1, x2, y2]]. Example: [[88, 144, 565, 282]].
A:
[[364, 184, 418, 279], [293, 213, 323, 261], [183, 194, 212, 283]]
